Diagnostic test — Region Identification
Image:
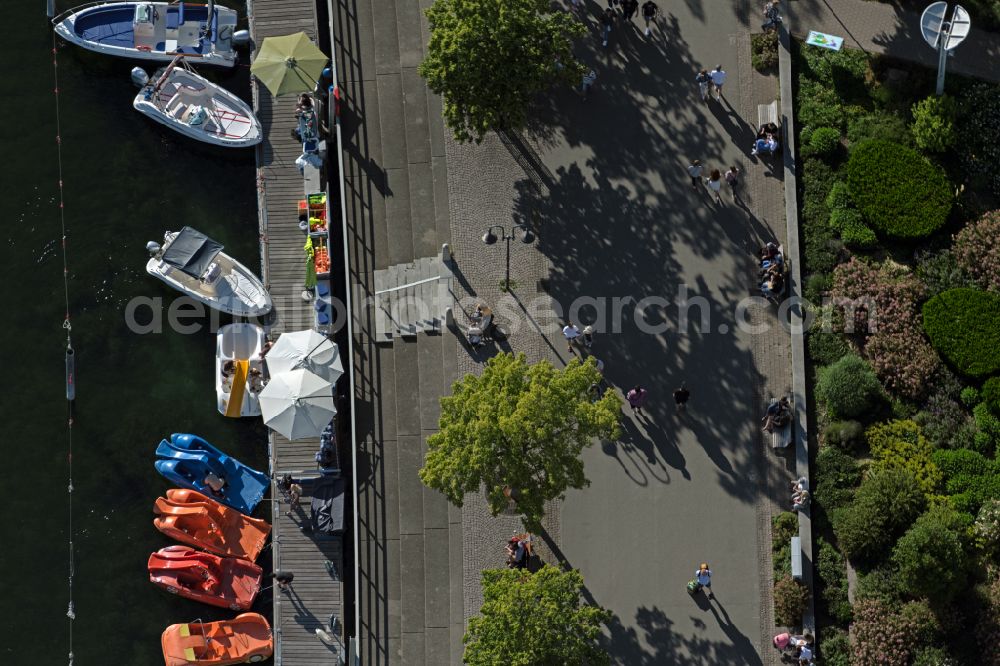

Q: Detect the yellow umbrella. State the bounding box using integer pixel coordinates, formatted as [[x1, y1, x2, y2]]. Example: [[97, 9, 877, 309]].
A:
[[250, 32, 329, 97]]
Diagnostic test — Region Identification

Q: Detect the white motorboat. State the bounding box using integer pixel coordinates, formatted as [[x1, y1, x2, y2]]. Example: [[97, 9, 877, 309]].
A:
[[145, 227, 273, 317], [132, 56, 262, 147], [53, 1, 242, 68], [216, 323, 267, 417]]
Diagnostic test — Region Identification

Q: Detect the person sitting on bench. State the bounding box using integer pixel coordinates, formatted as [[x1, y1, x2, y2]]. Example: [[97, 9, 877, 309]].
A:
[[761, 271, 785, 297], [753, 134, 779, 156], [762, 397, 791, 433]]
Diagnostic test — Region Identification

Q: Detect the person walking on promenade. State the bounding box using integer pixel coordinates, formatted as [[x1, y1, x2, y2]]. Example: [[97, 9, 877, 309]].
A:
[[563, 321, 581, 353], [710, 65, 727, 101], [695, 563, 713, 598], [725, 165, 740, 195], [705, 169, 723, 204], [641, 0, 658, 36], [272, 570, 295, 591], [621, 0, 639, 22], [600, 8, 615, 47], [580, 69, 597, 100], [583, 324, 595, 349], [695, 69, 711, 102], [626, 385, 648, 416], [687, 160, 703, 190], [673, 384, 690, 412], [762, 1, 782, 31]]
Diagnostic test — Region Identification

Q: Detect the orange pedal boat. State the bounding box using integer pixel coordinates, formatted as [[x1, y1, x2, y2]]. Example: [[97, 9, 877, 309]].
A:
[[153, 489, 270, 561], [148, 545, 263, 610], [161, 612, 273, 666]]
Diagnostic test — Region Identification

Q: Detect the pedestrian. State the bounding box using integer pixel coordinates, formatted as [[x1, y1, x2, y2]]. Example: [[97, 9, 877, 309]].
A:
[[673, 384, 690, 412], [724, 165, 740, 196], [621, 0, 639, 21], [626, 385, 648, 415], [695, 69, 711, 102], [687, 160, 703, 190], [695, 563, 713, 598], [600, 8, 615, 47], [705, 169, 723, 204], [272, 570, 295, 591], [286, 481, 303, 517], [641, 0, 658, 36], [580, 69, 597, 99], [710, 65, 727, 101], [606, 0, 619, 9], [762, 1, 782, 31], [583, 324, 595, 348], [594, 358, 605, 374], [563, 321, 581, 353]]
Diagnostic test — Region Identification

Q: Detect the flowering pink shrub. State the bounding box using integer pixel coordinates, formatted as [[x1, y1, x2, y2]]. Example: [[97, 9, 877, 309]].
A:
[[851, 599, 927, 665], [953, 211, 1000, 292], [830, 259, 940, 400]]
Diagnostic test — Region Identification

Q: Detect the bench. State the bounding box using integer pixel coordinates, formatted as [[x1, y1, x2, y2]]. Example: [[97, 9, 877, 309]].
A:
[[791, 536, 803, 580], [757, 100, 778, 131]]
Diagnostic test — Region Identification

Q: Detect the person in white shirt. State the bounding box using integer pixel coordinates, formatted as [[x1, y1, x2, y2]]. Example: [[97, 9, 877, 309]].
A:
[[695, 563, 713, 598], [710, 65, 727, 100], [562, 322, 581, 353]]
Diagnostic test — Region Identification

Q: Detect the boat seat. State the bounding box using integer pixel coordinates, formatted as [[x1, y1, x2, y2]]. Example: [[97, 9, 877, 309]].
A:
[[154, 498, 210, 517], [202, 262, 221, 283]]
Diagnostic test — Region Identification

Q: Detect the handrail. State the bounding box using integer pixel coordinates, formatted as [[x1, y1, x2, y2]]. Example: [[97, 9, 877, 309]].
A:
[[50, 0, 110, 26]]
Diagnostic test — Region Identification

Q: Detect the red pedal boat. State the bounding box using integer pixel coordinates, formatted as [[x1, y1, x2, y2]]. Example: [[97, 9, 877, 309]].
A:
[[153, 489, 271, 561], [148, 545, 263, 610], [161, 613, 273, 666]]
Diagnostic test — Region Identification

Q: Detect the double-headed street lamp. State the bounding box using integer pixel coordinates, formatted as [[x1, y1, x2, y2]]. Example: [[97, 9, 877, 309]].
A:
[[482, 224, 535, 291]]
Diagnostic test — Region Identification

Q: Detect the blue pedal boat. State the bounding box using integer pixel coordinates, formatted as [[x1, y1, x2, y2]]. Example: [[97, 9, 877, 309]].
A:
[[154, 433, 268, 514]]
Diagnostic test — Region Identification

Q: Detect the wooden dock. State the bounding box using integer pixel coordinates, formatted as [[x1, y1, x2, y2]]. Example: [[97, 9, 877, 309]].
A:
[[248, 0, 345, 662]]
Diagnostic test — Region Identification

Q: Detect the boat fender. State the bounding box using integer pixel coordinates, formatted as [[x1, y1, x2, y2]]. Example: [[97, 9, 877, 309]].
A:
[[131, 67, 150, 88], [137, 45, 152, 52], [232, 29, 251, 48]]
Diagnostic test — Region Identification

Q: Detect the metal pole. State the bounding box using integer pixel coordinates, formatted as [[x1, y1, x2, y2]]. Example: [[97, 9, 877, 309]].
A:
[[47, 0, 55, 18], [504, 233, 511, 291], [936, 21, 950, 95]]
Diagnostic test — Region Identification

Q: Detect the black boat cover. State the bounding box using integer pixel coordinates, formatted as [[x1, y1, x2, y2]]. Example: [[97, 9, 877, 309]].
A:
[[162, 227, 224, 278], [310, 475, 345, 535]]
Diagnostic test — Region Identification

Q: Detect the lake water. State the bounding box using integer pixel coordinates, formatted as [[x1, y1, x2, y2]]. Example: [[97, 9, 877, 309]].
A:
[[0, 4, 272, 663]]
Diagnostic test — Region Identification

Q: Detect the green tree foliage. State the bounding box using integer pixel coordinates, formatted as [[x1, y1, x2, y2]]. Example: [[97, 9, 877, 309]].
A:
[[809, 126, 842, 156], [934, 446, 1000, 513], [815, 446, 862, 521], [816, 538, 852, 624], [923, 288, 1000, 379], [911, 94, 957, 153], [419, 0, 585, 143], [808, 328, 850, 365], [867, 420, 942, 495], [820, 628, 851, 666], [892, 505, 971, 602], [983, 378, 1000, 415], [464, 566, 611, 665], [421, 353, 620, 527], [833, 468, 926, 563], [845, 140, 952, 239], [816, 353, 882, 419]]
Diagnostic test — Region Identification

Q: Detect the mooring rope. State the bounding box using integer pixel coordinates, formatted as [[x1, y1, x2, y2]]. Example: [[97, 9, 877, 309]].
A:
[[50, 30, 77, 666]]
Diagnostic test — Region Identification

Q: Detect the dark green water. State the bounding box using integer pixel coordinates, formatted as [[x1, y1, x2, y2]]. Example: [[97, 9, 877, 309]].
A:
[[1, 5, 272, 664]]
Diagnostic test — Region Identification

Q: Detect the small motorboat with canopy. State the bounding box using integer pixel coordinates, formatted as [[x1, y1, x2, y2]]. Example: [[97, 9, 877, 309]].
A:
[[53, 1, 242, 67], [132, 56, 261, 148], [146, 227, 272, 317]]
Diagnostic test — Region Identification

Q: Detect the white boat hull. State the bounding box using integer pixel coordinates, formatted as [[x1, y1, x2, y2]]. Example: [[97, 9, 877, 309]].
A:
[[216, 323, 266, 417], [53, 2, 238, 68], [146, 231, 272, 317], [134, 64, 261, 147]]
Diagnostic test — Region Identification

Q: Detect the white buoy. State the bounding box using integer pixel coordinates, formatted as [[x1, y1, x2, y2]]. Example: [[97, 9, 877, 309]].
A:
[[232, 29, 251, 47], [146, 241, 162, 256], [131, 67, 150, 88]]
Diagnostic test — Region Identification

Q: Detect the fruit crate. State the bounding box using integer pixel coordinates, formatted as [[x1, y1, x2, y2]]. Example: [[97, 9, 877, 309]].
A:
[[313, 237, 331, 278], [298, 193, 327, 233]]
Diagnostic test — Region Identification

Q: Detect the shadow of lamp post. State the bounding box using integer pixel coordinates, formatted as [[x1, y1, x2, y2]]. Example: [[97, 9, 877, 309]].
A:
[[482, 224, 534, 292]]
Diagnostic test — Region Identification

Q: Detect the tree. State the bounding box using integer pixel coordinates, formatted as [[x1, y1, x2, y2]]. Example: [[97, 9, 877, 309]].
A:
[[420, 353, 620, 527], [892, 504, 971, 602], [833, 468, 926, 563], [464, 566, 611, 666], [419, 0, 585, 143]]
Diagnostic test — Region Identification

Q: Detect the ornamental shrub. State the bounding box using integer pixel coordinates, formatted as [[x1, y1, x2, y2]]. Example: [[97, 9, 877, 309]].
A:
[[932, 447, 994, 479], [773, 575, 809, 626], [922, 288, 1000, 379], [799, 80, 847, 131], [974, 499, 1000, 560], [829, 206, 862, 232], [772, 511, 797, 579], [845, 140, 952, 240], [913, 646, 959, 666], [847, 113, 913, 147], [892, 504, 970, 602], [804, 272, 832, 307], [807, 329, 848, 365], [911, 94, 957, 153], [819, 628, 851, 666], [823, 420, 864, 451], [825, 181, 852, 211], [751, 31, 779, 71], [984, 378, 1000, 415], [867, 420, 942, 495], [855, 564, 906, 605], [850, 599, 924, 666], [834, 468, 926, 563], [816, 354, 882, 419], [944, 474, 1000, 514], [916, 248, 975, 298], [815, 446, 862, 516], [959, 83, 1000, 198], [816, 538, 852, 624], [961, 386, 981, 408], [975, 570, 1000, 665], [810, 127, 841, 156], [914, 393, 976, 450], [953, 211, 1000, 293], [800, 157, 844, 273], [975, 402, 1000, 455], [840, 219, 878, 249]]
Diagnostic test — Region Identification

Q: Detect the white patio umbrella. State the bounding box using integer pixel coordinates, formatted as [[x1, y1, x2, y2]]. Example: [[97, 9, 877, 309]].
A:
[[265, 330, 344, 385], [259, 368, 336, 440]]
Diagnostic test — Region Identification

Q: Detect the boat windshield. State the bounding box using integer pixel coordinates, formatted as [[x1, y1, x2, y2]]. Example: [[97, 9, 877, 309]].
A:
[[135, 4, 153, 24], [162, 227, 224, 278]]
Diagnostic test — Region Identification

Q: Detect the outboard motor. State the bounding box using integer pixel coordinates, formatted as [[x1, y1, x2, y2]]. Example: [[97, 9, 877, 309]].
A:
[[131, 67, 150, 88], [232, 29, 252, 48], [146, 241, 162, 257]]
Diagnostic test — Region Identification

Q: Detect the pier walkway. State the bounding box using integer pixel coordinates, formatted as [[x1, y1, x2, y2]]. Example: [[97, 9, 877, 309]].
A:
[[249, 0, 345, 663]]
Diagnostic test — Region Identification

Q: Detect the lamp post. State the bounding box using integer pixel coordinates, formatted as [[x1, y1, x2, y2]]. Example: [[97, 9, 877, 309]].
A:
[[482, 224, 535, 292], [920, 2, 971, 95]]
